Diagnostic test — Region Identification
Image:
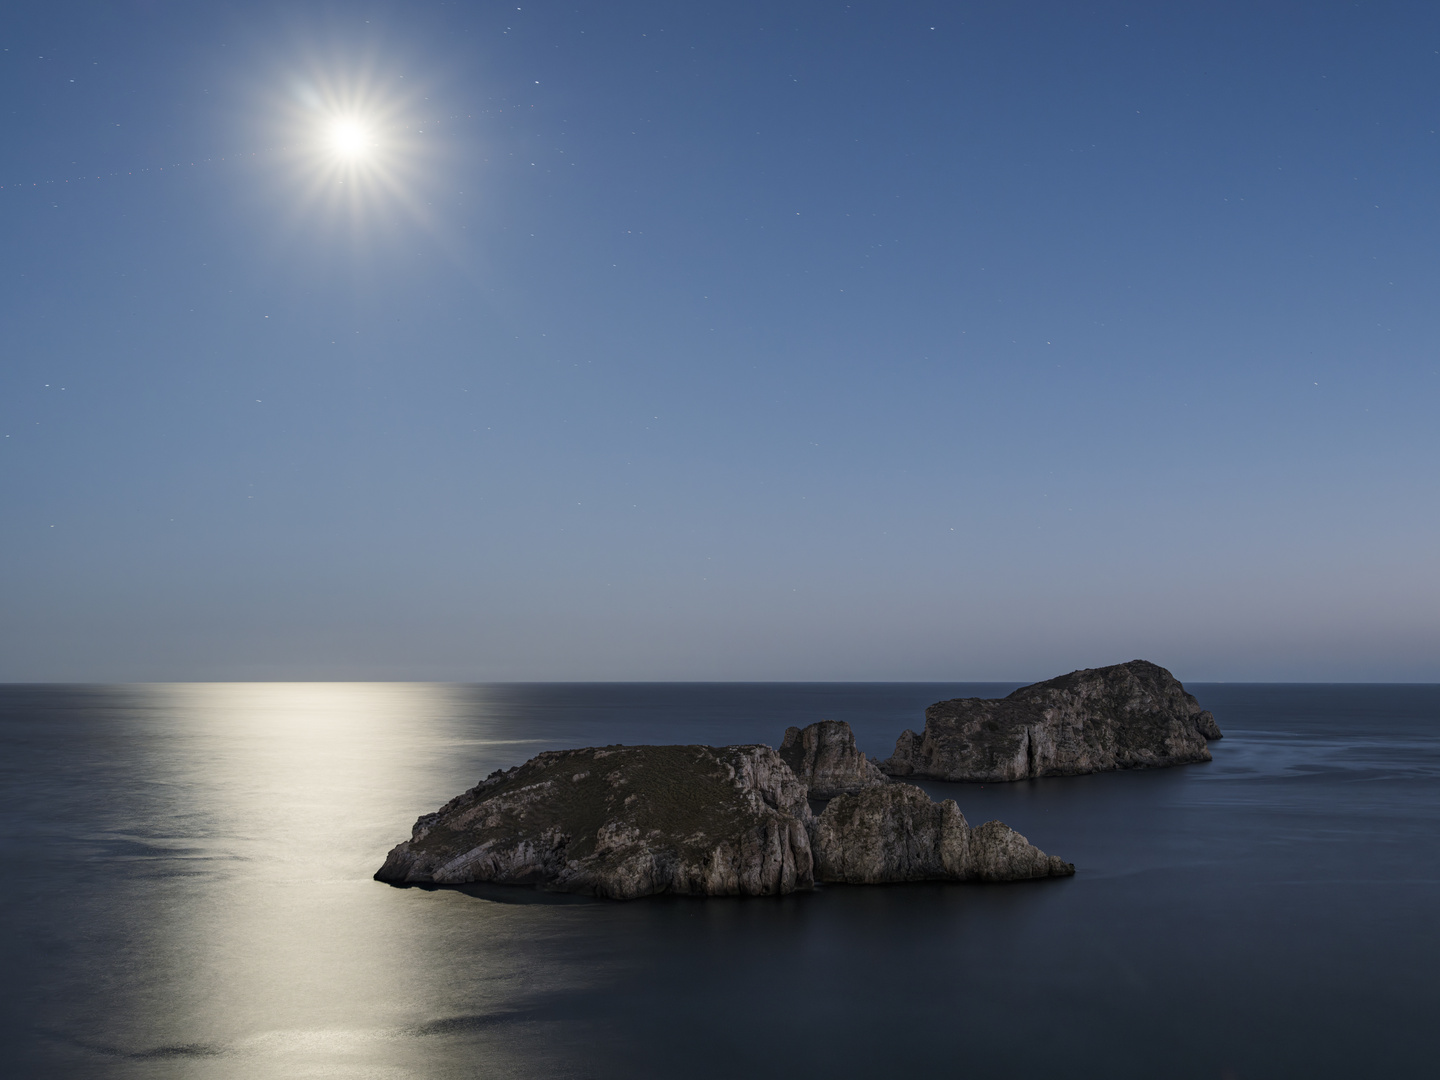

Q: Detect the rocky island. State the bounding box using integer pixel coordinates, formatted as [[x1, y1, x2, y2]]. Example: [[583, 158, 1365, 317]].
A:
[[376, 721, 1073, 900], [882, 659, 1222, 782]]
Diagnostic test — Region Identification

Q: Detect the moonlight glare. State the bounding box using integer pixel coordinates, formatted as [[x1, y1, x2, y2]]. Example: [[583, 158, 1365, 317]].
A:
[[268, 62, 437, 236], [327, 118, 374, 160]]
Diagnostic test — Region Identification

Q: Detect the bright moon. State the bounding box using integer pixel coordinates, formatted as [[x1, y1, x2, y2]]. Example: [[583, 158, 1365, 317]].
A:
[[327, 119, 372, 159], [278, 75, 426, 222]]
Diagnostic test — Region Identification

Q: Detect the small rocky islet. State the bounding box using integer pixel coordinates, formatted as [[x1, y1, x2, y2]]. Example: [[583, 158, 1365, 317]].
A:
[[376, 660, 1220, 900], [882, 659, 1222, 782]]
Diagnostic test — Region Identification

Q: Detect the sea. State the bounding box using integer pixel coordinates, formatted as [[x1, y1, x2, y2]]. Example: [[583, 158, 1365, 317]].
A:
[[1, 682, 1437, 1079]]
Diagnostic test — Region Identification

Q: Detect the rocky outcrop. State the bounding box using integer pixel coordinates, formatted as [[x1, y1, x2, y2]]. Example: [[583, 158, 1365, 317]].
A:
[[375, 744, 813, 900], [882, 660, 1222, 782], [778, 720, 888, 798], [1193, 710, 1223, 741], [811, 783, 1074, 883]]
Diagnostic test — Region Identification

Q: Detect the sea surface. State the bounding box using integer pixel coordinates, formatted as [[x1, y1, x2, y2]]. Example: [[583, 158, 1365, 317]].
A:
[[2, 682, 1438, 1079]]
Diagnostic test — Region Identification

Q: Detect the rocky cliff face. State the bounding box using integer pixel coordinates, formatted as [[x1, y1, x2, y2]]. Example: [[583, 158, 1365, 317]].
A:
[[375, 744, 814, 900], [882, 660, 1221, 782], [778, 720, 888, 798], [810, 783, 1074, 883]]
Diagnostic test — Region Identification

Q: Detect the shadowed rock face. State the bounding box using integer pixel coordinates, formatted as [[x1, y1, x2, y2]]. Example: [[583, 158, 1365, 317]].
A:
[[882, 660, 1222, 782], [778, 720, 888, 798], [375, 744, 814, 900], [811, 783, 1074, 883], [1193, 710, 1223, 740]]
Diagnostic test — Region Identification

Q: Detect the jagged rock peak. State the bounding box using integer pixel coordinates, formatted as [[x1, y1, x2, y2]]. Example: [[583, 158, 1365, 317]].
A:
[[375, 744, 813, 900], [810, 783, 1074, 883], [882, 659, 1222, 783], [778, 719, 888, 799]]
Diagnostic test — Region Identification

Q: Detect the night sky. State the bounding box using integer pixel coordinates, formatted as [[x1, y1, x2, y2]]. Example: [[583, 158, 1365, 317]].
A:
[[3, 2, 1438, 681]]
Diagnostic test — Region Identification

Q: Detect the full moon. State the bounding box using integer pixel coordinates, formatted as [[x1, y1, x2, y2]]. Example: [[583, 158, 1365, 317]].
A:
[[327, 119, 372, 159], [278, 77, 423, 219]]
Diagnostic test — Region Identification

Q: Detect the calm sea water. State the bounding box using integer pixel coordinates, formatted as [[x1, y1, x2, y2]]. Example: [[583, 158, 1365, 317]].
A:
[[2, 682, 1438, 1078]]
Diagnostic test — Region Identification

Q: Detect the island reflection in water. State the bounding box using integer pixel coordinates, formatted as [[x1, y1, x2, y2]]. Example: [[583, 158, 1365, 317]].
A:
[[2, 681, 1438, 1078]]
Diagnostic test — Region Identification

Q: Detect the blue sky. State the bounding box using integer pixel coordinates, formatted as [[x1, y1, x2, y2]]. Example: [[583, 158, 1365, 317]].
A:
[[2, 1, 1438, 681]]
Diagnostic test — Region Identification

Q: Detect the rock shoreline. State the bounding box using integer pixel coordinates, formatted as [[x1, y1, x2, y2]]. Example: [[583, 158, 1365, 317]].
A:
[[376, 723, 1072, 899], [377, 660, 1219, 900]]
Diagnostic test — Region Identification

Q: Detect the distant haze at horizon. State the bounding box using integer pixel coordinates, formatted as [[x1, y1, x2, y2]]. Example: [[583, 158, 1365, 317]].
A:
[[3, 2, 1438, 683]]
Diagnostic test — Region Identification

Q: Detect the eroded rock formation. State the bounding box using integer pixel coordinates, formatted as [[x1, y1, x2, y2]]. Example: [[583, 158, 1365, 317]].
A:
[[778, 719, 888, 798], [378, 741, 1076, 899], [882, 659, 1221, 782], [811, 783, 1073, 883], [375, 744, 813, 900]]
